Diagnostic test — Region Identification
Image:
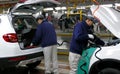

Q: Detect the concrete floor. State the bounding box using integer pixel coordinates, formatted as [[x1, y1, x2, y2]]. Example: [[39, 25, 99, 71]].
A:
[[39, 54, 70, 74], [0, 54, 70, 74]]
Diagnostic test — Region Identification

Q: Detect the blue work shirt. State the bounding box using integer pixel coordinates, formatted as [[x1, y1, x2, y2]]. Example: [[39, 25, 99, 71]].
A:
[[70, 21, 105, 55], [70, 21, 91, 55], [32, 20, 57, 47]]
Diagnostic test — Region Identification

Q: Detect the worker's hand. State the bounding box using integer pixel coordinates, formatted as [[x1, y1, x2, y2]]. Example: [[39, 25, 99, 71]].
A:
[[88, 34, 94, 39], [30, 43, 33, 46], [104, 42, 108, 46]]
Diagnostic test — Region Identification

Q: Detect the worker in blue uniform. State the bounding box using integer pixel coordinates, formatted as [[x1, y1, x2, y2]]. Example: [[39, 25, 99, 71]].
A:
[[32, 15, 59, 74], [69, 16, 105, 74]]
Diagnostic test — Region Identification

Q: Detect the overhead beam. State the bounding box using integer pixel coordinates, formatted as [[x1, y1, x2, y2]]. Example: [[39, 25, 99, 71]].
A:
[[57, 0, 120, 7]]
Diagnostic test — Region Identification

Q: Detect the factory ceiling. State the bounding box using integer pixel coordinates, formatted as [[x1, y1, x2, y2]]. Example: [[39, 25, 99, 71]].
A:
[[0, 0, 120, 8], [56, 0, 120, 7]]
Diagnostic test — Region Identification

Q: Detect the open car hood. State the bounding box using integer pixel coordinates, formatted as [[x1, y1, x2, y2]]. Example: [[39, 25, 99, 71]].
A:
[[91, 6, 120, 39], [10, 0, 60, 14]]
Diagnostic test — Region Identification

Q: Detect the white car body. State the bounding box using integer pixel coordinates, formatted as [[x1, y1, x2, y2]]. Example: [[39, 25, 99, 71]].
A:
[[0, 0, 60, 68], [88, 6, 120, 74]]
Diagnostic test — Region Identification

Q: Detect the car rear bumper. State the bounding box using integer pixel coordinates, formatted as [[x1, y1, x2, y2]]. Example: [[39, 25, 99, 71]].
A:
[[0, 52, 43, 68]]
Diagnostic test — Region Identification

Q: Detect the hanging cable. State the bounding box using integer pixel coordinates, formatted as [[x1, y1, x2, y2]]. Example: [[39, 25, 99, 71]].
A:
[[91, 0, 101, 61], [57, 40, 69, 46], [92, 0, 100, 22], [92, 0, 99, 15]]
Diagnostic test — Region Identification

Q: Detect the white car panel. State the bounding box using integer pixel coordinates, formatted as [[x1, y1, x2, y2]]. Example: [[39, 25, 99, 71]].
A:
[[0, 15, 43, 57], [24, 0, 60, 5], [91, 5, 120, 39], [89, 44, 120, 69], [89, 5, 120, 71], [0, 0, 61, 68], [11, 0, 60, 13]]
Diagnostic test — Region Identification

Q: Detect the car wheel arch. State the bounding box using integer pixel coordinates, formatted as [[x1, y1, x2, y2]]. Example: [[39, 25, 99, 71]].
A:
[[89, 59, 120, 74]]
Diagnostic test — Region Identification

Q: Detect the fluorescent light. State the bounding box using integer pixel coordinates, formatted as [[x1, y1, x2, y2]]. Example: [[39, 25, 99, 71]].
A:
[[44, 8, 53, 11]]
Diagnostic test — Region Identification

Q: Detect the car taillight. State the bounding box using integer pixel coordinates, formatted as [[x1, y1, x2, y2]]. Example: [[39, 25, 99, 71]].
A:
[[9, 56, 26, 61], [3, 33, 18, 43]]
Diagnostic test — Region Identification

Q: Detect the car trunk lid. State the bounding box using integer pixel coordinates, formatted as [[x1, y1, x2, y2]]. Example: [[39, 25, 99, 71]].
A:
[[9, 0, 60, 14]]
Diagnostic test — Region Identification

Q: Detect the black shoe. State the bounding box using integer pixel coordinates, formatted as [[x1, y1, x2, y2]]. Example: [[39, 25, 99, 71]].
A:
[[51, 72, 54, 74]]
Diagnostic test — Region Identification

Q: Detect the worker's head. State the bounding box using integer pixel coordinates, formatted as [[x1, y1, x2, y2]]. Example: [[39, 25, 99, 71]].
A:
[[36, 15, 44, 24], [85, 16, 95, 26]]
